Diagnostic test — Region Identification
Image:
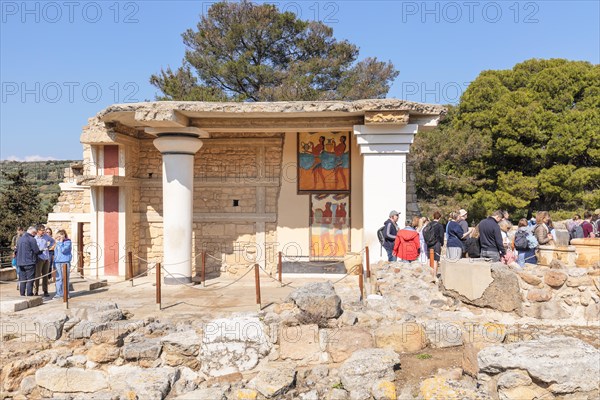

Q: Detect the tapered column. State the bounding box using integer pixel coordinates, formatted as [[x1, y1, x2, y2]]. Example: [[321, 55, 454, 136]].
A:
[[354, 124, 419, 262], [153, 134, 203, 284]]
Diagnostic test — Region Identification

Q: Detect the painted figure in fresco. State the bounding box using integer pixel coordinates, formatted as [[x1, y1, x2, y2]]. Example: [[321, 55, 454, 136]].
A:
[[333, 202, 347, 254], [333, 135, 347, 189], [313, 208, 332, 258], [311, 136, 327, 187], [321, 202, 335, 255]]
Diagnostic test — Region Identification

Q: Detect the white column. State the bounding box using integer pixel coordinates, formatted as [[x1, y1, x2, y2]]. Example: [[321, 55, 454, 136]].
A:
[[354, 124, 419, 262], [153, 135, 203, 284]]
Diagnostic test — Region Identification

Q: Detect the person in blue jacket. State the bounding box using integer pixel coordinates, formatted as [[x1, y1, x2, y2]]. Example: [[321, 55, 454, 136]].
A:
[[446, 211, 465, 261], [53, 229, 72, 299]]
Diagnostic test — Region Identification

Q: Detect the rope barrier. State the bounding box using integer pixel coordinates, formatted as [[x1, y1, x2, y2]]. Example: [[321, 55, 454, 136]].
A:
[[160, 264, 255, 291], [0, 266, 57, 284]]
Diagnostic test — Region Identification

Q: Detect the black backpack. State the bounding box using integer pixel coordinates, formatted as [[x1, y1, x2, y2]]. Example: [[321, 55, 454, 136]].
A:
[[377, 226, 386, 246], [514, 230, 529, 250], [423, 222, 438, 247]]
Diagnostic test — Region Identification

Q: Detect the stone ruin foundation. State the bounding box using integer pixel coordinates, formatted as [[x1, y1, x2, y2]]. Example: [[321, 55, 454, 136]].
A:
[[1, 257, 599, 400]]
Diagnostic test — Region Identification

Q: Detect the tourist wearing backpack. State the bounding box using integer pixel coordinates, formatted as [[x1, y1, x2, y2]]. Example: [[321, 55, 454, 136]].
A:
[[569, 218, 585, 243], [515, 218, 536, 267], [581, 211, 596, 238], [381, 210, 400, 261], [393, 217, 421, 262], [423, 211, 445, 270]]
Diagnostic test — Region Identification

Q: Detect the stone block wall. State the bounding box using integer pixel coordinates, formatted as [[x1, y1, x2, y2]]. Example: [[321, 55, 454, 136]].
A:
[[517, 265, 600, 322], [406, 160, 420, 218], [133, 134, 283, 276], [52, 190, 90, 214]]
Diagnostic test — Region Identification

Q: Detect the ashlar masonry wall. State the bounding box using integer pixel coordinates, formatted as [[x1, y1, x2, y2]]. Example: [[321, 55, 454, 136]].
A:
[[135, 133, 284, 277]]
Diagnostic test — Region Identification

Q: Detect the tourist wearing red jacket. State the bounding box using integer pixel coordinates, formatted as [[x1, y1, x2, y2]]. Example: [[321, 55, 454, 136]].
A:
[[393, 218, 421, 262]]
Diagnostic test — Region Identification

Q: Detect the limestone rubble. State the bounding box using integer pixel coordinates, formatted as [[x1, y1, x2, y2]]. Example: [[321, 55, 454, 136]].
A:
[[0, 260, 598, 399]]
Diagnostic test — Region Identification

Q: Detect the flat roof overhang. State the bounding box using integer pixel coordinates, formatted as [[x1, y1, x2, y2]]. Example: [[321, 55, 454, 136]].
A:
[[95, 99, 447, 134]]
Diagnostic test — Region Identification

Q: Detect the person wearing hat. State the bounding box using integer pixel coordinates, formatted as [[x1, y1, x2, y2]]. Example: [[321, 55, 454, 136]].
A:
[[458, 209, 473, 239], [382, 210, 400, 261]]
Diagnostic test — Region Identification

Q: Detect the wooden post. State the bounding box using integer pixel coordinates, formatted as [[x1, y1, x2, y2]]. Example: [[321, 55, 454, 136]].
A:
[[278, 251, 282, 285], [365, 246, 371, 280], [358, 266, 364, 301], [254, 264, 261, 311], [201, 251, 206, 287], [62, 263, 69, 309], [156, 263, 161, 311], [128, 251, 133, 286]]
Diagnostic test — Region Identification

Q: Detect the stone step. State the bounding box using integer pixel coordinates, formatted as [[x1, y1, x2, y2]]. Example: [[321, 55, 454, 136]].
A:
[[0, 266, 17, 281], [0, 296, 43, 313]]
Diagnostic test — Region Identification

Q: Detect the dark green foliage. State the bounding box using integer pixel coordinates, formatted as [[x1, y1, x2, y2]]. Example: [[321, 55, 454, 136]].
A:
[[412, 59, 599, 221], [150, 0, 398, 101], [0, 161, 73, 247]]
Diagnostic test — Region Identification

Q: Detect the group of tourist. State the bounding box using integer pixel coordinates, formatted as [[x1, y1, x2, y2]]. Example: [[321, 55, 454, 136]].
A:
[[381, 208, 600, 268], [11, 224, 72, 299]]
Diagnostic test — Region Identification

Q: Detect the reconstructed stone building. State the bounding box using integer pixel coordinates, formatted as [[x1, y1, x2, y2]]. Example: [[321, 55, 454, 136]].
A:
[[48, 100, 445, 282]]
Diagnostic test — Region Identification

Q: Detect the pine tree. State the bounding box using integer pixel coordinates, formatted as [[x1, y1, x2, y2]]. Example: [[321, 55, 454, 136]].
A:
[[0, 168, 47, 247], [150, 0, 398, 101]]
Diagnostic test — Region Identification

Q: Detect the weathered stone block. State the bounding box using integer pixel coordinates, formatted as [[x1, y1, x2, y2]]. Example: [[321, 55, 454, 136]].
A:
[[517, 272, 542, 286], [324, 326, 374, 363], [478, 336, 600, 394], [339, 348, 399, 394], [443, 262, 522, 315], [279, 324, 320, 362], [526, 288, 553, 302], [544, 270, 568, 287], [35, 367, 108, 393], [250, 362, 297, 398], [374, 323, 427, 353]]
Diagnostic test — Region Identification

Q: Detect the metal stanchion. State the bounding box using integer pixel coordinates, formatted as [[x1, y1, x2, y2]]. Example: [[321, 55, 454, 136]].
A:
[[278, 251, 282, 285], [128, 251, 134, 287], [62, 263, 69, 309], [201, 251, 206, 287], [254, 264, 261, 311], [156, 263, 162, 311]]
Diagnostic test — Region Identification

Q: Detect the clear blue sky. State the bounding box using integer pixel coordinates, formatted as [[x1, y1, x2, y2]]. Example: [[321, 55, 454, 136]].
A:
[[1, 0, 598, 160]]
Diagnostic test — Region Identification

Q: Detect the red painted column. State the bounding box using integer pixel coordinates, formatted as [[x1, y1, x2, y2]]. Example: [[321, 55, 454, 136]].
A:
[[103, 145, 120, 276], [104, 187, 119, 275]]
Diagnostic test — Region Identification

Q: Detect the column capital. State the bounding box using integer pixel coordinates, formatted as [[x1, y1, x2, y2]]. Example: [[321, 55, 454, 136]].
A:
[[153, 135, 204, 155], [353, 124, 419, 155], [145, 126, 210, 138]]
